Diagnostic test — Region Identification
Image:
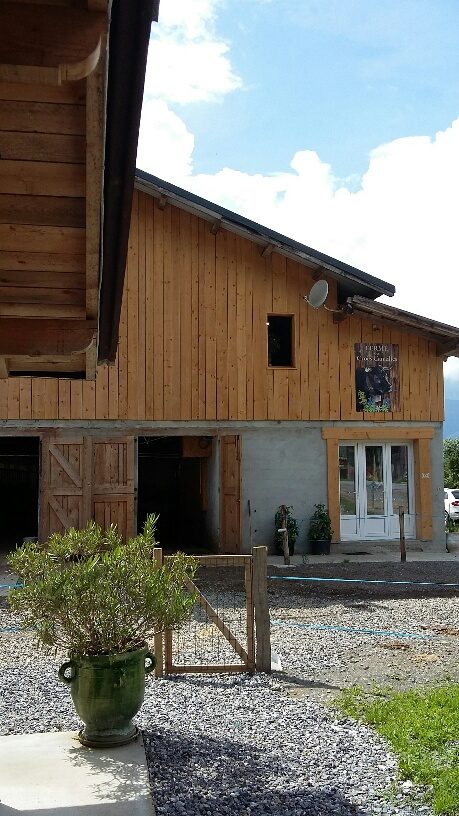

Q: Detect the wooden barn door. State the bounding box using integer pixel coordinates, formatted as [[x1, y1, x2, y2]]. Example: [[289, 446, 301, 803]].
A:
[[220, 435, 241, 553], [40, 436, 135, 542], [93, 438, 136, 542], [40, 437, 91, 540]]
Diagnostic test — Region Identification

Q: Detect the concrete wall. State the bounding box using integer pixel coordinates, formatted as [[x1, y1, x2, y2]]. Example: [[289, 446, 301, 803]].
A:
[[241, 426, 327, 554]]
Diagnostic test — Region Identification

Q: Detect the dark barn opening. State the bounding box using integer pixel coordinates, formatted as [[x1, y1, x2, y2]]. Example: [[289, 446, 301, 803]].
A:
[[0, 437, 39, 555], [137, 436, 209, 552]]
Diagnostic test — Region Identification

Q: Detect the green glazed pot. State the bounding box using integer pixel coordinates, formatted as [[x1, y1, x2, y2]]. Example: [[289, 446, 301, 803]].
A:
[[58, 645, 155, 748]]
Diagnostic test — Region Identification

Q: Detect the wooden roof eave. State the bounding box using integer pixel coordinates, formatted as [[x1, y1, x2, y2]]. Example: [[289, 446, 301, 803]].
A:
[[348, 295, 459, 358], [134, 172, 396, 302]]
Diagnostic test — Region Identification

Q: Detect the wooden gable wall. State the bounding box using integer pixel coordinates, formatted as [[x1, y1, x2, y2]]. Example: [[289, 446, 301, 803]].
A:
[[0, 190, 444, 422]]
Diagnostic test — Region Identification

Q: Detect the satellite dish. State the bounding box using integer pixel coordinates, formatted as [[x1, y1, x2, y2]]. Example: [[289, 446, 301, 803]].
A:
[[304, 279, 329, 309]]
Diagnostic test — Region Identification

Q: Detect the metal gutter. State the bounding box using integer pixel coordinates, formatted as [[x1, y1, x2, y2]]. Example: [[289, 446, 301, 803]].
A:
[[97, 0, 159, 365]]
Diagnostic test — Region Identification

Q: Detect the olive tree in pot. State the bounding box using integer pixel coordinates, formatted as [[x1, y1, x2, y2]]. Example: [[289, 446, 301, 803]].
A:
[[8, 515, 196, 748], [308, 504, 333, 555]]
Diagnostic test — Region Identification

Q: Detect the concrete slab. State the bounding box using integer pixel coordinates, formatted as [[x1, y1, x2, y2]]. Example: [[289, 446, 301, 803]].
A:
[[0, 731, 154, 816], [268, 550, 459, 566]]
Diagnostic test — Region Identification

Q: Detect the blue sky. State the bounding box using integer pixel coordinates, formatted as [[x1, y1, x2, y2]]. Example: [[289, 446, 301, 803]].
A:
[[138, 0, 459, 392], [188, 0, 459, 180]]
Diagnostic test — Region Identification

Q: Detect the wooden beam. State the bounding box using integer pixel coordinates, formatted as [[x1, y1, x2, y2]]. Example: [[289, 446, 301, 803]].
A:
[[322, 427, 435, 440], [0, 4, 105, 67], [0, 39, 101, 86], [157, 195, 167, 210], [0, 357, 9, 378], [85, 32, 106, 321], [313, 266, 326, 281], [0, 161, 85, 198], [85, 341, 97, 381], [325, 437, 340, 543], [0, 318, 96, 356], [438, 339, 459, 357], [210, 218, 222, 235], [261, 243, 274, 258], [0, 195, 85, 228]]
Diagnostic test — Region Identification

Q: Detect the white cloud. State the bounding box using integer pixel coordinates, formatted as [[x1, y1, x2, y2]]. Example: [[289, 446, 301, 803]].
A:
[[137, 100, 194, 180], [445, 357, 459, 385], [175, 121, 459, 335], [144, 0, 241, 105]]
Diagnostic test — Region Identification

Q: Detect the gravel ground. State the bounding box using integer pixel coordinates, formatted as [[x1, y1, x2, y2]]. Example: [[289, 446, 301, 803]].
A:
[[1, 561, 458, 815]]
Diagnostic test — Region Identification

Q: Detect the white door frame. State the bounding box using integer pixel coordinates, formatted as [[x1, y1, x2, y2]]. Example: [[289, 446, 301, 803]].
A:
[[340, 441, 415, 541]]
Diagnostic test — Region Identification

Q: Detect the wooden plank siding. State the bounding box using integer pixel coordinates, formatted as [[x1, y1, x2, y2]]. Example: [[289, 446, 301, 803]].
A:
[[0, 191, 445, 422]]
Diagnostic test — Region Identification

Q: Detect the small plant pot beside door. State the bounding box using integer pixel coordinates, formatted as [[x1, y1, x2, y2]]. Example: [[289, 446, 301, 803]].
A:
[[310, 539, 331, 555], [446, 531, 459, 553], [308, 504, 333, 556]]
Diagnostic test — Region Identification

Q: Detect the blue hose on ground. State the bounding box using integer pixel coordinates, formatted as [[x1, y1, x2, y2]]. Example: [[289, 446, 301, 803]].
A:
[[269, 575, 459, 588]]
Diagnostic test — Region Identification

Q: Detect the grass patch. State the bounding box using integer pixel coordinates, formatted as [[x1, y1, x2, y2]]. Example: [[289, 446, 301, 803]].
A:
[[335, 684, 459, 815]]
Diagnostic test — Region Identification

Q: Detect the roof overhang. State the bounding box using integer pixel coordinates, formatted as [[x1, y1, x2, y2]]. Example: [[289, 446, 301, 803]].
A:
[[346, 296, 459, 358], [134, 170, 396, 303], [97, 0, 159, 364], [0, 0, 159, 376]]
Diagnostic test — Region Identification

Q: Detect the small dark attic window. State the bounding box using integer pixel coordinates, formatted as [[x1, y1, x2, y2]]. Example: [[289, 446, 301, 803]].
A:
[[267, 315, 294, 366]]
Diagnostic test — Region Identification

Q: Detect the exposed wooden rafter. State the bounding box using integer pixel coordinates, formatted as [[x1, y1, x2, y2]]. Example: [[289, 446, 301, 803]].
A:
[[0, 38, 101, 86], [0, 357, 9, 378], [0, 318, 96, 357], [210, 218, 222, 235]]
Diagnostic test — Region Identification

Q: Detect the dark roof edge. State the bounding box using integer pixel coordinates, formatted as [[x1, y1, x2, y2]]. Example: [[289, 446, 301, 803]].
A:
[[135, 169, 396, 300], [97, 1, 158, 365], [350, 295, 459, 352]]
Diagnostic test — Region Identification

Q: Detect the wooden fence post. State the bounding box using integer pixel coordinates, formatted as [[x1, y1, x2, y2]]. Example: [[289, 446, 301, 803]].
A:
[[399, 507, 406, 562], [153, 547, 164, 678], [252, 546, 271, 672]]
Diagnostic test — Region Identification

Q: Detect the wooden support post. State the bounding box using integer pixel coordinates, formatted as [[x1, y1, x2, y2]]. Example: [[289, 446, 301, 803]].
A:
[[245, 557, 255, 672], [399, 507, 406, 562], [279, 504, 290, 566], [153, 547, 164, 678], [252, 546, 271, 673]]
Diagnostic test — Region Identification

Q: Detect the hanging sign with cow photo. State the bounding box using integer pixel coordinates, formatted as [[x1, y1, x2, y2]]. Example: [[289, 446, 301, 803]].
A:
[[354, 343, 400, 413]]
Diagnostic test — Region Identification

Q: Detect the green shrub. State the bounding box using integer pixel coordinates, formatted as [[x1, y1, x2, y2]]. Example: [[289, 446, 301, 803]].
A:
[[8, 515, 197, 657], [308, 504, 333, 541]]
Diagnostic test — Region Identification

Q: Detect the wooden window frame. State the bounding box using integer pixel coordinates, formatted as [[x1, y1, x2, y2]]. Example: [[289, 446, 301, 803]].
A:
[[266, 313, 296, 369]]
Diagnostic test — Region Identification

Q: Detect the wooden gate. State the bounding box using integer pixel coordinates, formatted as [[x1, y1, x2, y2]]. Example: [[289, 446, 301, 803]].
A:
[[93, 438, 136, 543], [40, 435, 135, 541], [154, 549, 271, 675], [220, 435, 241, 553]]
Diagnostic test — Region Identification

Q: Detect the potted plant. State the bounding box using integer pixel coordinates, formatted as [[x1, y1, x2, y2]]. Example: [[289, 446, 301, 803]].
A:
[[8, 515, 196, 748], [308, 504, 333, 555], [275, 505, 299, 555], [446, 517, 459, 552]]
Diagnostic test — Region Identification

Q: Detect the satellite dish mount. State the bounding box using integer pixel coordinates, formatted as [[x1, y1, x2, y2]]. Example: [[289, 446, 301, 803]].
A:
[[303, 279, 354, 319]]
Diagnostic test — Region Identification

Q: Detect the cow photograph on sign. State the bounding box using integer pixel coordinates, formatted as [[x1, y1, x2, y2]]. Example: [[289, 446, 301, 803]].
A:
[[355, 343, 400, 413]]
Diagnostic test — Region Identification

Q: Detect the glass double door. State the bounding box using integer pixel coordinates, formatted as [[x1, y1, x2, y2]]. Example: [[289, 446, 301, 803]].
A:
[[339, 442, 415, 540]]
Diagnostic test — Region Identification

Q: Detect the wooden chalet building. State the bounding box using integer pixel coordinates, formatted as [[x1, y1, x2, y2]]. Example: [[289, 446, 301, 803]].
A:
[[0, 170, 458, 554]]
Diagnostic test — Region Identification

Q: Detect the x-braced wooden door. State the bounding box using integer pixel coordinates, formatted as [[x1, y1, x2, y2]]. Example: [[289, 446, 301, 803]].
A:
[[40, 436, 135, 542]]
